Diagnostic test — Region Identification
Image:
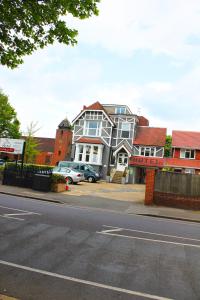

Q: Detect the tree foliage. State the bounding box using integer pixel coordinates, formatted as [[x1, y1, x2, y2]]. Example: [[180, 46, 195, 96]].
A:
[[0, 89, 20, 138], [0, 0, 100, 68], [164, 135, 172, 157], [24, 122, 41, 163]]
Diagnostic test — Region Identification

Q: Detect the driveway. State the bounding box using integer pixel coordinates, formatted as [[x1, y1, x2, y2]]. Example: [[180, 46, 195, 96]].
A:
[[67, 182, 145, 203]]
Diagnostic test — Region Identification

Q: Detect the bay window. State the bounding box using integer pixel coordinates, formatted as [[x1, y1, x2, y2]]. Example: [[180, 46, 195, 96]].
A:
[[75, 143, 103, 165]]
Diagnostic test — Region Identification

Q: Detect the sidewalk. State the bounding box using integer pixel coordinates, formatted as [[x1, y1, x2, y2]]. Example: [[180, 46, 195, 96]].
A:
[[1, 183, 200, 223]]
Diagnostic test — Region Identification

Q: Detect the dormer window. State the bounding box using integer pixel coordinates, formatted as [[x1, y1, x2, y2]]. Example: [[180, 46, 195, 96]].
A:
[[115, 107, 126, 114], [180, 149, 195, 159]]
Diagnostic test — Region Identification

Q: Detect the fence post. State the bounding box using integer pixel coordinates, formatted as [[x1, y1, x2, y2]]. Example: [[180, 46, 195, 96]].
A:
[[145, 169, 156, 205]]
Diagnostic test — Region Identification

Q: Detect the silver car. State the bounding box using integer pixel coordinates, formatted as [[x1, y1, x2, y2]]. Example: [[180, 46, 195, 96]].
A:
[[52, 167, 84, 184]]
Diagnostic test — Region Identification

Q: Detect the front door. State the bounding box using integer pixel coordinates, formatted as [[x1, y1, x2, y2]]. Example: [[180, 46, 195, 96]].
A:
[[117, 153, 128, 171]]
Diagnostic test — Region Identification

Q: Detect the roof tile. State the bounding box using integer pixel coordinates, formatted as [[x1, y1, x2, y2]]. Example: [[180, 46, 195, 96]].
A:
[[77, 137, 103, 144], [133, 127, 167, 146], [172, 130, 200, 149]]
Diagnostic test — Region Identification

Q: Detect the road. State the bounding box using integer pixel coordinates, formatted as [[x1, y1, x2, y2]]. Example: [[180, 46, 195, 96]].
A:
[[0, 194, 200, 300]]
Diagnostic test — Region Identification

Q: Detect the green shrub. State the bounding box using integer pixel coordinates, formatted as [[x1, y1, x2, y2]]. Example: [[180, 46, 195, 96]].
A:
[[0, 165, 4, 181], [51, 174, 66, 184]]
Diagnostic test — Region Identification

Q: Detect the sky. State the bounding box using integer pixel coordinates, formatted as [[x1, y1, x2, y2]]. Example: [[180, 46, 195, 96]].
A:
[[1, 0, 200, 137]]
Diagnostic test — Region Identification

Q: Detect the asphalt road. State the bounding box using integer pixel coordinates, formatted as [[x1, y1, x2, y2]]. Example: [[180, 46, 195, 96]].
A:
[[0, 194, 200, 300]]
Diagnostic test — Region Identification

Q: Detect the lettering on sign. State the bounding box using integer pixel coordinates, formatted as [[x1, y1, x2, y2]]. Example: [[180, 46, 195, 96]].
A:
[[0, 138, 25, 154], [129, 156, 164, 167]]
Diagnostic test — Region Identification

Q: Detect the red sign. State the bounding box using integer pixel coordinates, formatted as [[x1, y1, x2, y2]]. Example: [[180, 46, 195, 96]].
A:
[[129, 156, 164, 168], [0, 147, 14, 153]]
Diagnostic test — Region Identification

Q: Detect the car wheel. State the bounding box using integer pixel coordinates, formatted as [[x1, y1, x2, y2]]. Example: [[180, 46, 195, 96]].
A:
[[88, 176, 95, 183], [66, 177, 73, 184]]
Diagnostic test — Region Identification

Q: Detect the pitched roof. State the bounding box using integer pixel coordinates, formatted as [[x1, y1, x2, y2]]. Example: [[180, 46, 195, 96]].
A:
[[34, 137, 55, 152], [58, 118, 71, 129], [72, 101, 115, 126], [172, 130, 200, 149], [133, 127, 167, 146], [83, 101, 104, 110], [76, 137, 103, 144]]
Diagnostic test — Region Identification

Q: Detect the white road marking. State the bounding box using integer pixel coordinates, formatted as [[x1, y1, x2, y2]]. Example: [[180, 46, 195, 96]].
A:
[[0, 260, 173, 300], [0, 205, 41, 221], [102, 225, 200, 242], [0, 205, 40, 214], [100, 228, 123, 234], [97, 231, 200, 249]]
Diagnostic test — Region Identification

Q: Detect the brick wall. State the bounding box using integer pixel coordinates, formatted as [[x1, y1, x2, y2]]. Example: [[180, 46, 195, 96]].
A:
[[145, 169, 156, 205], [173, 148, 180, 158], [195, 150, 200, 160], [52, 128, 72, 165], [154, 191, 200, 210]]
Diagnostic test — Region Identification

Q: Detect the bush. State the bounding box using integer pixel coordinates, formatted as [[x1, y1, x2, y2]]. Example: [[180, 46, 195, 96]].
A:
[[51, 174, 66, 184], [5, 162, 54, 173], [0, 165, 5, 181]]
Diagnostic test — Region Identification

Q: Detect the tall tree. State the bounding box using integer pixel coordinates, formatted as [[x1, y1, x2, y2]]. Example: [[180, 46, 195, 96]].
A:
[[0, 0, 100, 68], [164, 135, 172, 157], [0, 89, 20, 138], [24, 122, 41, 163]]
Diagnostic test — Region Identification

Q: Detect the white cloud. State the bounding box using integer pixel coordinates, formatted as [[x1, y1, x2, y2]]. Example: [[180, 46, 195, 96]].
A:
[[70, 0, 200, 60]]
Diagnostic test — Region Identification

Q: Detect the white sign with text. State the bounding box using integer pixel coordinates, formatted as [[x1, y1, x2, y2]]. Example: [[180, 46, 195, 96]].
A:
[[0, 138, 25, 155]]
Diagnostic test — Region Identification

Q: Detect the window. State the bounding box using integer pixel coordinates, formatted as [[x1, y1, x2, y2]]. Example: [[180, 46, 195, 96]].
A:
[[140, 147, 155, 157], [75, 144, 103, 165], [58, 150, 61, 156], [77, 145, 84, 161], [92, 146, 99, 163], [180, 149, 195, 159], [85, 121, 101, 136], [115, 107, 126, 114], [121, 122, 131, 138], [185, 168, 195, 174], [85, 145, 91, 162]]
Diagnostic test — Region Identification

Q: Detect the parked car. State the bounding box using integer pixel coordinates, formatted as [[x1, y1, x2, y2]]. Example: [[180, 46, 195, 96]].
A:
[[57, 161, 101, 183], [52, 167, 84, 184], [0, 159, 5, 166]]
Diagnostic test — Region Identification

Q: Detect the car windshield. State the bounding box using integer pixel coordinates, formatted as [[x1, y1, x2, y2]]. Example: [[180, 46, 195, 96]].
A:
[[85, 165, 94, 172]]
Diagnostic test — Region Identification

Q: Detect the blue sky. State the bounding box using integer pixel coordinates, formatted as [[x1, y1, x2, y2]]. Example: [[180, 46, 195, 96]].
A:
[[1, 0, 200, 137]]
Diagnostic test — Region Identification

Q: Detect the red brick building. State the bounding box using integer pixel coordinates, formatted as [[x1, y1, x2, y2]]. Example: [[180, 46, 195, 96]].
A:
[[1, 118, 72, 166], [166, 130, 200, 174]]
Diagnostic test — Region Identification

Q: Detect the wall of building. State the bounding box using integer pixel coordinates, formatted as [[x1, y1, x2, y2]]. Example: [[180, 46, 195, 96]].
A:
[[52, 128, 72, 165], [35, 152, 53, 165], [173, 148, 180, 158]]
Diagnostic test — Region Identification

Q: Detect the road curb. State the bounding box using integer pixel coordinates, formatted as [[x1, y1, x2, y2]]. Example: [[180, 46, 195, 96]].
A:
[[1, 191, 200, 224], [0, 191, 63, 204], [137, 213, 200, 224]]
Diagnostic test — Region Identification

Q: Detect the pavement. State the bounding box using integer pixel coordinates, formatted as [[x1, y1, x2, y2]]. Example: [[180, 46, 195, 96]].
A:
[[0, 181, 200, 223]]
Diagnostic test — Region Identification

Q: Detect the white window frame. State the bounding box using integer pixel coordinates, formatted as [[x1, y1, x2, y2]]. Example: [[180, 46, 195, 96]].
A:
[[84, 121, 101, 137], [185, 168, 195, 174], [74, 143, 103, 165], [121, 122, 131, 138], [115, 107, 126, 114], [180, 149, 195, 159]]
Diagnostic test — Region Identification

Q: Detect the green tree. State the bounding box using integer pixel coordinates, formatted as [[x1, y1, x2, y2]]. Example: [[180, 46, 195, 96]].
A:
[[0, 0, 100, 68], [24, 122, 41, 163], [0, 89, 20, 138], [164, 135, 172, 157]]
